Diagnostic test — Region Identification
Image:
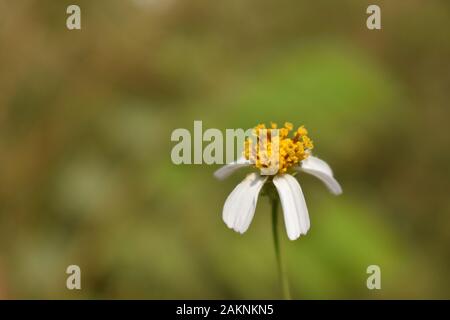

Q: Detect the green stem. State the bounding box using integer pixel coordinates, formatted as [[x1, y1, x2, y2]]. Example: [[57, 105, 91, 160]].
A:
[[271, 197, 291, 300]]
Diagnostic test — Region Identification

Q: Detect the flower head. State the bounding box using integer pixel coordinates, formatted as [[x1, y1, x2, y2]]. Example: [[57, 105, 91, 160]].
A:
[[215, 122, 342, 240], [244, 122, 313, 174]]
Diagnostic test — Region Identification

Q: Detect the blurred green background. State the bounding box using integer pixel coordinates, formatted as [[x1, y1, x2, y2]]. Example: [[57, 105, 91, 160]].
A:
[[0, 0, 449, 299]]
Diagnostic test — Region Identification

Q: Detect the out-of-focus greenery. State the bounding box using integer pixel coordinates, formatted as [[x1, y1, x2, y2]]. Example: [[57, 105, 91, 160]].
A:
[[0, 0, 449, 299]]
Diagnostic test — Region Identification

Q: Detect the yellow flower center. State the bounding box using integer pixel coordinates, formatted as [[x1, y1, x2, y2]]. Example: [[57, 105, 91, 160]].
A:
[[244, 122, 313, 174]]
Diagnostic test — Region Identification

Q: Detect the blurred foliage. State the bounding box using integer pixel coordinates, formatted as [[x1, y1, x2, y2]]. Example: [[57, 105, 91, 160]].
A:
[[0, 0, 449, 299]]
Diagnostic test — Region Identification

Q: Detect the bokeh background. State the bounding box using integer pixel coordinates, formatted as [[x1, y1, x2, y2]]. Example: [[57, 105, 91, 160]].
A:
[[0, 0, 449, 299]]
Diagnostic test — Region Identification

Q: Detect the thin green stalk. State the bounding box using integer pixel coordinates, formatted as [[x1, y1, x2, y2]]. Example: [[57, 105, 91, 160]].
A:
[[271, 198, 291, 300]]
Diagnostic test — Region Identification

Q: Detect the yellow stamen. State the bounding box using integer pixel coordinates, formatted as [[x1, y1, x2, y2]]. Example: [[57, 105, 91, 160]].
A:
[[244, 122, 314, 174]]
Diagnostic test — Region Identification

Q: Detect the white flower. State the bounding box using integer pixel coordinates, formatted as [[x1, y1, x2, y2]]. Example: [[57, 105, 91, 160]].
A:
[[214, 123, 342, 240]]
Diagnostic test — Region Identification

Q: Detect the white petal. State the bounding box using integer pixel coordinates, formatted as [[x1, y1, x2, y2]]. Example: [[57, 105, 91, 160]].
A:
[[273, 174, 310, 240], [214, 156, 251, 180], [298, 155, 343, 195], [222, 173, 267, 234]]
